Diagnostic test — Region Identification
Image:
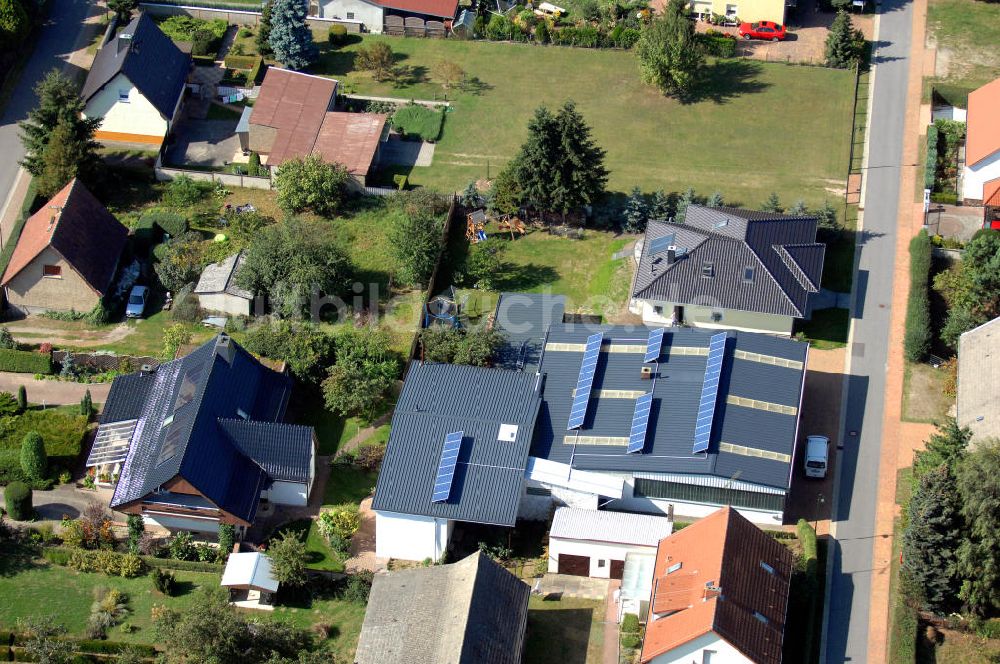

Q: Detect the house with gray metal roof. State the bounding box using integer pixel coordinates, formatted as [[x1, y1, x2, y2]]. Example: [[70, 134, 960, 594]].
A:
[[86, 334, 316, 535], [630, 206, 825, 335], [355, 551, 529, 664], [81, 12, 190, 148], [957, 316, 1000, 443]]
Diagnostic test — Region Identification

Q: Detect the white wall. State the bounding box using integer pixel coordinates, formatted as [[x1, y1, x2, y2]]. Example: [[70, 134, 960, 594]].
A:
[[548, 537, 656, 577], [962, 150, 1000, 202], [265, 480, 309, 506], [637, 299, 795, 336], [197, 292, 251, 317], [374, 511, 451, 561], [613, 476, 785, 526], [84, 73, 170, 143], [518, 481, 600, 521], [648, 631, 752, 664], [142, 512, 220, 534], [320, 0, 382, 32]]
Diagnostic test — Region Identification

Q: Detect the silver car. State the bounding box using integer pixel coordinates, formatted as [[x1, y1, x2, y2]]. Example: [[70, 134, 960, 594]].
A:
[[125, 285, 149, 319]]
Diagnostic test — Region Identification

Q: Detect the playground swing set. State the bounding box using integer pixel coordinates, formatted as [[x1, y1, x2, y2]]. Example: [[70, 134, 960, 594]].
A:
[[466, 209, 526, 243]]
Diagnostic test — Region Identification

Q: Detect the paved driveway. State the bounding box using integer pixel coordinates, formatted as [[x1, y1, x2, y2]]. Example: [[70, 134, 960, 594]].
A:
[[380, 136, 435, 168], [164, 119, 241, 168], [0, 373, 110, 405], [0, 483, 112, 525]]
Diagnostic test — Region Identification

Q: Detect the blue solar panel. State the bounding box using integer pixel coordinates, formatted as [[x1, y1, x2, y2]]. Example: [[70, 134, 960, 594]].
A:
[[567, 333, 603, 430], [693, 332, 727, 454], [628, 393, 653, 454], [644, 328, 666, 363], [648, 234, 675, 256], [431, 431, 463, 503]]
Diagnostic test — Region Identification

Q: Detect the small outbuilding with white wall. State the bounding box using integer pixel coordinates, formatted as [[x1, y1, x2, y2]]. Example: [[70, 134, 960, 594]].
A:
[[194, 252, 253, 317], [547, 507, 674, 579], [221, 551, 279, 610]]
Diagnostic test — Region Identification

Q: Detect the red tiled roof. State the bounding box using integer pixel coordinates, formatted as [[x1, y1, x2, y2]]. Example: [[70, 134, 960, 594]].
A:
[[249, 68, 338, 164], [640, 507, 794, 664], [984, 177, 1000, 207], [373, 0, 458, 18], [313, 112, 387, 177], [966, 78, 1000, 167], [1, 179, 127, 294]]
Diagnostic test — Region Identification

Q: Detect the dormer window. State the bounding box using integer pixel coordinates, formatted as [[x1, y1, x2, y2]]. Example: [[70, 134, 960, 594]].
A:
[[667, 562, 682, 574], [743, 266, 755, 282], [702, 262, 714, 278], [237, 408, 249, 420], [118, 89, 130, 103], [760, 561, 775, 574]]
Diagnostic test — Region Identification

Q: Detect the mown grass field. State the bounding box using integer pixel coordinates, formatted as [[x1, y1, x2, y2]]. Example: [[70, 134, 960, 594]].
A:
[[927, 0, 1000, 90], [313, 35, 855, 206]]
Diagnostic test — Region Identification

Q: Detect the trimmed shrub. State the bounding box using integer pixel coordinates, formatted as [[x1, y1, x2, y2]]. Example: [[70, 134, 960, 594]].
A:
[[621, 633, 642, 649], [19, 431, 46, 480], [141, 211, 188, 238], [191, 27, 218, 56], [391, 104, 445, 142], [903, 230, 932, 362], [393, 174, 408, 190], [17, 385, 26, 412], [328, 24, 348, 45], [796, 518, 818, 561], [621, 613, 640, 633], [118, 552, 144, 578], [223, 54, 257, 69], [4, 481, 31, 520], [0, 348, 52, 374], [152, 567, 177, 596], [248, 56, 267, 84], [75, 641, 156, 656], [698, 33, 737, 57], [248, 151, 262, 177], [924, 123, 938, 191], [217, 523, 236, 559]]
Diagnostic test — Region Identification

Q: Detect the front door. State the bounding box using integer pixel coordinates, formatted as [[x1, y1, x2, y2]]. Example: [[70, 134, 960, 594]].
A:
[[558, 553, 590, 576], [610, 559, 625, 580]]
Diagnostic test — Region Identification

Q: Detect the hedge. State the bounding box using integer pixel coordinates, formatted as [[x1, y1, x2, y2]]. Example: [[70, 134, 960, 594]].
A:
[[698, 33, 737, 57], [248, 57, 267, 85], [75, 640, 156, 656], [391, 104, 445, 142], [930, 191, 957, 205], [924, 123, 938, 191], [903, 230, 932, 362], [4, 480, 31, 519], [141, 555, 223, 573], [0, 348, 52, 374], [140, 210, 188, 238], [223, 53, 257, 69], [796, 519, 820, 660]]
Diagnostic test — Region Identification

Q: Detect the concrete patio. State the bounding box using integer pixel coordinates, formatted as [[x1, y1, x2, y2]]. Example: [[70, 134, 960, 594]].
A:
[[530, 573, 611, 601]]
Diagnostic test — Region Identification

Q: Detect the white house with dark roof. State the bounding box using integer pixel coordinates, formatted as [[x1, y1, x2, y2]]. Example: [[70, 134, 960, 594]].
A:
[[630, 206, 826, 335]]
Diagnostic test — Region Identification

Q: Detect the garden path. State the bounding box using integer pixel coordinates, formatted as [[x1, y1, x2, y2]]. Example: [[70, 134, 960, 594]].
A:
[[0, 374, 110, 404], [4, 320, 134, 348]]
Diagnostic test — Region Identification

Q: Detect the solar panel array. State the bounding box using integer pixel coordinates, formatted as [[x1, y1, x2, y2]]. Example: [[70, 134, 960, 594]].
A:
[[648, 233, 676, 256], [693, 332, 728, 453], [567, 333, 603, 430], [644, 327, 666, 363], [431, 431, 464, 503], [628, 393, 653, 454]]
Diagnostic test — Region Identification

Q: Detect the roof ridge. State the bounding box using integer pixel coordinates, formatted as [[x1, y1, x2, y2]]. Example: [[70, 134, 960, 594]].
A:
[[743, 240, 803, 317], [773, 244, 819, 293]]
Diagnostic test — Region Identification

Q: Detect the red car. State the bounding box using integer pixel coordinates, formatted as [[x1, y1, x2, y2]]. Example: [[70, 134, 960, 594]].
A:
[[738, 20, 787, 41]]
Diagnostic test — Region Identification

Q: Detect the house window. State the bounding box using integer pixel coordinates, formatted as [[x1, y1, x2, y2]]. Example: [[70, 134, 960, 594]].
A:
[[118, 89, 130, 103], [753, 611, 769, 624], [42, 265, 61, 277], [598, 560, 606, 568], [632, 478, 786, 512], [725, 4, 738, 16], [653, 305, 664, 315], [237, 407, 249, 420], [702, 262, 714, 278], [743, 266, 755, 282], [760, 561, 775, 574], [346, 11, 354, 18], [526, 486, 551, 496], [710, 311, 723, 322], [667, 562, 682, 574]]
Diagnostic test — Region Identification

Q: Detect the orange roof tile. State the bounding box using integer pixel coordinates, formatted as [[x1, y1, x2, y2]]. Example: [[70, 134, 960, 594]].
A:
[[984, 177, 1000, 207], [640, 507, 793, 664], [966, 78, 1000, 167], [1, 179, 127, 293], [313, 112, 387, 177]]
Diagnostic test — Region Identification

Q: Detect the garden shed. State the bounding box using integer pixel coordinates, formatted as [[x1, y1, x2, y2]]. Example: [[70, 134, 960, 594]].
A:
[[194, 251, 253, 317], [221, 551, 278, 610]]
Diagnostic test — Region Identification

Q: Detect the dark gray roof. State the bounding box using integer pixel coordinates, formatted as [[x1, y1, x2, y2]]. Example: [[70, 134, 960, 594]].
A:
[[372, 363, 542, 526], [493, 292, 566, 372], [219, 419, 313, 483], [632, 206, 825, 318], [99, 371, 156, 423], [356, 551, 529, 664], [107, 335, 299, 522], [532, 323, 808, 489], [81, 13, 190, 119]]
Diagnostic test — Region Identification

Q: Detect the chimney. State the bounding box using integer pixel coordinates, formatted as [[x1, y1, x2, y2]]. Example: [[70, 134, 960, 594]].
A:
[[666, 248, 676, 265], [117, 31, 132, 57], [216, 334, 235, 364], [640, 366, 652, 380]]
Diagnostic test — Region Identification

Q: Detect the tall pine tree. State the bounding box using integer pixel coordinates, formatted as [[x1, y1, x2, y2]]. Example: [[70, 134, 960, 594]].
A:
[[636, 0, 704, 98], [623, 187, 648, 233], [650, 190, 671, 219], [957, 440, 1000, 616], [36, 119, 88, 198], [256, 1, 274, 56], [675, 187, 696, 223], [825, 11, 864, 69], [268, 0, 316, 71], [19, 70, 100, 179], [902, 464, 963, 613]]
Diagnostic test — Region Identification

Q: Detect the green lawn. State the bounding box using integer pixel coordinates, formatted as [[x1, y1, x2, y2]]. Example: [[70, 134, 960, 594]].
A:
[[314, 35, 854, 206], [524, 596, 605, 664], [0, 557, 364, 659], [927, 0, 1000, 90], [0, 406, 90, 482], [794, 308, 850, 350]]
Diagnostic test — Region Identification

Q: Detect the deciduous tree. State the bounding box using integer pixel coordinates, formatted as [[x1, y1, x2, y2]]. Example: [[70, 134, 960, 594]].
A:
[[636, 0, 704, 97], [956, 439, 1000, 615], [0, 0, 28, 50], [274, 154, 349, 216], [390, 209, 442, 286], [322, 326, 398, 417], [432, 59, 465, 91], [268, 0, 315, 70], [354, 41, 394, 82], [267, 532, 307, 587]]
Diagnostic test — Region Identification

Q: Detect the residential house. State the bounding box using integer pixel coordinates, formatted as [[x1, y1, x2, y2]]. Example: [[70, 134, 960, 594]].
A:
[[81, 13, 190, 148], [657, 0, 785, 25], [86, 334, 317, 535], [194, 252, 254, 317], [641, 506, 793, 664], [317, 0, 459, 33], [239, 67, 388, 187], [961, 78, 1000, 209], [1, 179, 127, 315], [956, 316, 1000, 443], [374, 292, 808, 561], [355, 551, 529, 664], [631, 206, 825, 335]]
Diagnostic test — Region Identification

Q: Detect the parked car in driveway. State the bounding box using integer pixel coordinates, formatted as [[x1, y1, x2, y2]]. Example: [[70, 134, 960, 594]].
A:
[[804, 435, 830, 479], [125, 285, 149, 319], [739, 20, 787, 40]]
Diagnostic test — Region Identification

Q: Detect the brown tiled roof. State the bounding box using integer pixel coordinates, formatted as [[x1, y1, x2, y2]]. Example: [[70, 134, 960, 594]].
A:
[[1, 179, 127, 294], [313, 112, 387, 177], [966, 78, 1000, 167], [249, 68, 338, 164], [640, 507, 793, 664]]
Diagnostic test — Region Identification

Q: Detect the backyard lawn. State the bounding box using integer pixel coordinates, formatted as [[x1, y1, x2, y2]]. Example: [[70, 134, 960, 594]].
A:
[[794, 308, 850, 350], [524, 596, 605, 664], [313, 35, 855, 206], [927, 0, 1000, 90]]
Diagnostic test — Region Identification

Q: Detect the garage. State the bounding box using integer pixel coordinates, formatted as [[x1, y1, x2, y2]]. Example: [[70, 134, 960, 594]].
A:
[[558, 553, 590, 576], [610, 559, 625, 580]]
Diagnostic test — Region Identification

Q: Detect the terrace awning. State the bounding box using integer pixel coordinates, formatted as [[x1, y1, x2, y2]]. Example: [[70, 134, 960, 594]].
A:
[[85, 419, 139, 467]]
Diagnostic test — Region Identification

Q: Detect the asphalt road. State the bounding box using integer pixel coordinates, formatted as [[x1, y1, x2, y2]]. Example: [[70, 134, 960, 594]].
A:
[[823, 0, 915, 661], [0, 0, 94, 222]]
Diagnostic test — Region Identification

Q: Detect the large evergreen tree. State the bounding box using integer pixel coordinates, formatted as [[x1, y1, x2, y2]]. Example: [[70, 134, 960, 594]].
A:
[[956, 439, 1000, 616], [36, 119, 89, 198], [902, 464, 963, 613], [636, 0, 704, 98], [509, 101, 607, 218], [268, 0, 315, 71], [623, 186, 648, 233], [0, 0, 28, 50], [825, 11, 864, 68], [19, 69, 100, 179], [912, 417, 971, 482]]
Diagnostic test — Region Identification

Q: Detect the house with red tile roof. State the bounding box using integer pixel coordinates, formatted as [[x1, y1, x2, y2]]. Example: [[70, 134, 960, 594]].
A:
[[961, 77, 1000, 206], [1, 179, 127, 315], [640, 507, 793, 664], [240, 68, 387, 186]]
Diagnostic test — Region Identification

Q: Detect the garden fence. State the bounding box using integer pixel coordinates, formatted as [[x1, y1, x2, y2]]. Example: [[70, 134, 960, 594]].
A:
[[53, 351, 160, 373], [154, 158, 274, 190]]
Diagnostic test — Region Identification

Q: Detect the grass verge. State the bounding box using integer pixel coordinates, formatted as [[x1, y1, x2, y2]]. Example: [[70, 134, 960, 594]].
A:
[[795, 308, 850, 350]]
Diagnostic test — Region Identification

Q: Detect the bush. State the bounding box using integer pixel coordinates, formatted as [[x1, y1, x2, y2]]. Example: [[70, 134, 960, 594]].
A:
[[247, 151, 262, 177], [141, 211, 188, 238], [274, 154, 350, 216], [190, 27, 218, 56], [0, 348, 52, 374], [118, 553, 144, 578], [168, 531, 196, 561], [930, 192, 957, 205], [0, 391, 19, 416], [328, 24, 348, 45], [393, 174, 408, 190], [75, 641, 156, 656], [620, 633, 641, 650], [316, 504, 361, 545], [163, 176, 210, 208], [248, 57, 267, 84], [903, 230, 932, 362], [223, 54, 257, 69], [698, 33, 737, 57], [4, 481, 31, 520], [152, 567, 177, 596], [621, 613, 640, 633], [391, 104, 445, 142], [341, 571, 373, 603], [42, 548, 71, 566], [924, 124, 938, 191], [217, 523, 236, 559], [19, 431, 46, 480]]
